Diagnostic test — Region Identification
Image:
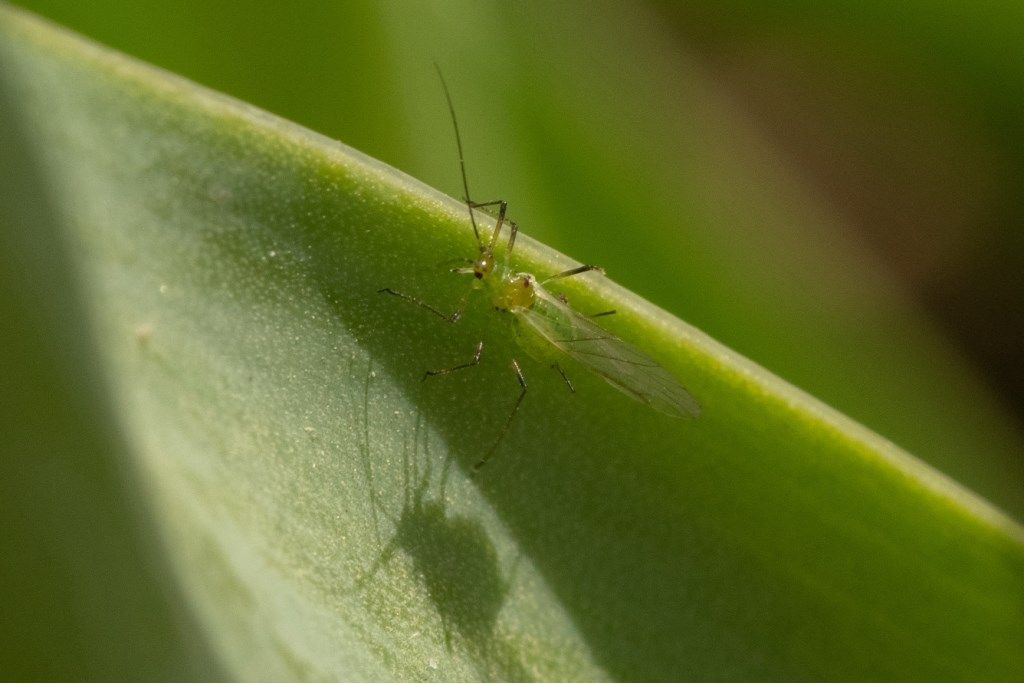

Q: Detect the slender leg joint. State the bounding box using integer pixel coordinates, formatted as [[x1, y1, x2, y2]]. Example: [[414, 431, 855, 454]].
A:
[[474, 359, 527, 472], [542, 264, 605, 284], [423, 341, 484, 381], [464, 199, 519, 257], [467, 199, 507, 211], [552, 363, 575, 393], [555, 293, 614, 319], [378, 287, 465, 323]]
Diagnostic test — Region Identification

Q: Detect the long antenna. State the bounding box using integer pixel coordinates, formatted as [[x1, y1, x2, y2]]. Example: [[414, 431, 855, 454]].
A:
[[434, 63, 481, 246]]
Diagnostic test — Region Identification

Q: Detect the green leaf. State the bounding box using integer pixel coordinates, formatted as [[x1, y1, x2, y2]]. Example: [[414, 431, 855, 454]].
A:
[[1, 4, 1022, 680], [17, 0, 1024, 519]]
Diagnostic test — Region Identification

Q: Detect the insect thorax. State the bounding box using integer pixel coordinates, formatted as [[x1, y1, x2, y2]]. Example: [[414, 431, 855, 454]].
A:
[[472, 253, 495, 279], [492, 272, 536, 312]]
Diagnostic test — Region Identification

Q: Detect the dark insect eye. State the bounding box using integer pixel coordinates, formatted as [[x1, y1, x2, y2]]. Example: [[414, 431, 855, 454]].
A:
[[475, 271, 483, 279]]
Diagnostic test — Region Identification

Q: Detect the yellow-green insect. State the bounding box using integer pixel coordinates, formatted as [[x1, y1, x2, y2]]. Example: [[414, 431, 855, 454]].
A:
[[381, 68, 699, 470]]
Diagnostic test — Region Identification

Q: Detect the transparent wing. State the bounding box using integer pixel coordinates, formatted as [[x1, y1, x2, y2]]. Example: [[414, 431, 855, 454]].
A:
[[520, 285, 700, 417]]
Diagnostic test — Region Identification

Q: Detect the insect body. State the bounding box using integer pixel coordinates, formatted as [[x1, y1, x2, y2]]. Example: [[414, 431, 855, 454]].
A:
[[512, 280, 700, 418], [380, 68, 699, 470]]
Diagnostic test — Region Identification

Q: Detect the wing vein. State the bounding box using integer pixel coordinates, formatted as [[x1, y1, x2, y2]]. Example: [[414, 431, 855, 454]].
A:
[[518, 285, 700, 417]]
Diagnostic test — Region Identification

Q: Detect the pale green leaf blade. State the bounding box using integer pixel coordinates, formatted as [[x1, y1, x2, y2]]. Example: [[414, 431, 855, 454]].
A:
[[1, 6, 1022, 680]]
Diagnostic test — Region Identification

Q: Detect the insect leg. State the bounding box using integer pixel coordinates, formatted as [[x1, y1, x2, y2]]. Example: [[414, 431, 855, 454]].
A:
[[551, 363, 575, 393], [378, 287, 468, 322], [473, 200, 508, 253], [555, 290, 614, 318], [467, 199, 519, 254], [474, 359, 527, 472], [542, 264, 605, 283], [442, 256, 475, 271], [467, 199, 506, 210], [506, 219, 519, 255], [468, 201, 520, 256], [422, 341, 484, 381]]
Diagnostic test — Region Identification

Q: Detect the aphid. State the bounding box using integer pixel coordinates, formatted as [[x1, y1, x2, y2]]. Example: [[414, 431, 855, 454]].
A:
[[380, 67, 700, 470]]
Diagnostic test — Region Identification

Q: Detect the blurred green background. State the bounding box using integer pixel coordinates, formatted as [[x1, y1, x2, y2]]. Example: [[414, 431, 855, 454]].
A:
[[2, 0, 1023, 679]]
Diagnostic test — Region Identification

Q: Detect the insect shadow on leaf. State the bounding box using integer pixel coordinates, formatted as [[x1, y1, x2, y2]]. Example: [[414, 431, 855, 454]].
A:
[[355, 358, 528, 679]]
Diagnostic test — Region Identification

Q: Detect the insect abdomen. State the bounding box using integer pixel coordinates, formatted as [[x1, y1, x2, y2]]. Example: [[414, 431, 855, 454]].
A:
[[492, 273, 536, 312]]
